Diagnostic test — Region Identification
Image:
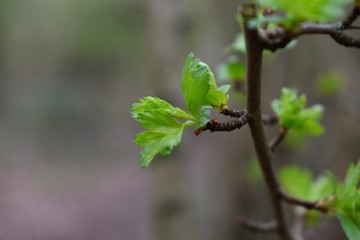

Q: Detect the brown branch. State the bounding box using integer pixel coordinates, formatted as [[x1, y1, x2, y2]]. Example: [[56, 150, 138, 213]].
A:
[[200, 111, 251, 133], [260, 5, 360, 51], [269, 127, 287, 152], [240, 3, 291, 240], [342, 6, 360, 28], [279, 191, 328, 213], [220, 106, 247, 118], [330, 32, 360, 48], [237, 216, 277, 232]]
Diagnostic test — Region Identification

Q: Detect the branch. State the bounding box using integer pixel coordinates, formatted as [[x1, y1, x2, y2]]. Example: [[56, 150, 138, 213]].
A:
[[240, 3, 291, 240], [268, 127, 287, 152], [221, 106, 247, 118], [237, 216, 277, 232], [330, 32, 360, 48], [260, 5, 360, 51], [342, 6, 360, 28], [200, 111, 251, 133], [279, 191, 328, 213]]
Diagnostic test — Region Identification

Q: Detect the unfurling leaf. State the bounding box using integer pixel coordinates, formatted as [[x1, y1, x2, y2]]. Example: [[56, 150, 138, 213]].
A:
[[132, 53, 231, 167], [131, 97, 195, 168], [257, 0, 353, 27], [182, 53, 229, 116], [271, 88, 324, 136]]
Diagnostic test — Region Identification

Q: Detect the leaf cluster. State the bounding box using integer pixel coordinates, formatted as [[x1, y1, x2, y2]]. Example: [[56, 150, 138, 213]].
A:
[[279, 161, 360, 239], [272, 88, 324, 135], [257, 0, 353, 27], [131, 53, 229, 167]]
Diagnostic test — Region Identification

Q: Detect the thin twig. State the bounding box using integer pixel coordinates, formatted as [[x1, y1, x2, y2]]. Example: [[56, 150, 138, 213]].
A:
[[269, 127, 287, 152], [200, 111, 251, 133], [237, 216, 277, 232], [221, 106, 247, 118], [279, 191, 328, 213], [342, 6, 360, 28], [259, 5, 360, 51], [330, 32, 360, 48]]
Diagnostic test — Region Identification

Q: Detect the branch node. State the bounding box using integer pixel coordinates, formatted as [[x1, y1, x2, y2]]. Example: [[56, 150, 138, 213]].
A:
[[268, 127, 287, 152], [279, 191, 329, 213]]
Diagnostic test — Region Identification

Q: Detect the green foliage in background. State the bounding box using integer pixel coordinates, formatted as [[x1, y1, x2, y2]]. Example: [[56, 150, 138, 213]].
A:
[[272, 88, 324, 135], [279, 161, 360, 240], [257, 0, 353, 27], [315, 71, 345, 96], [217, 57, 246, 82]]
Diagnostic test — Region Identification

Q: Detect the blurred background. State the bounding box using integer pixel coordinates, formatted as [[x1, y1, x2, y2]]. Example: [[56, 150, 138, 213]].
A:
[[0, 0, 359, 239]]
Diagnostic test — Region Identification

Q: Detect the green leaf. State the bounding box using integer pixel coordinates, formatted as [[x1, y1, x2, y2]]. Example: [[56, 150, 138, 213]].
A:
[[279, 166, 313, 199], [343, 161, 360, 195], [131, 96, 194, 121], [271, 88, 324, 136], [131, 97, 195, 167], [218, 84, 231, 94], [135, 128, 184, 168], [182, 53, 229, 115], [217, 58, 246, 82], [309, 175, 335, 201], [315, 71, 345, 96], [337, 212, 360, 240], [257, 0, 353, 27], [182, 53, 212, 117], [195, 107, 211, 130]]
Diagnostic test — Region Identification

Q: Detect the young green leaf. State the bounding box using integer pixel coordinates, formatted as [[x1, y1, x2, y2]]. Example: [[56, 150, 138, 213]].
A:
[[337, 212, 360, 240], [182, 53, 212, 117], [131, 97, 196, 168], [279, 166, 313, 200], [271, 88, 324, 136], [182, 53, 229, 116], [257, 0, 353, 27]]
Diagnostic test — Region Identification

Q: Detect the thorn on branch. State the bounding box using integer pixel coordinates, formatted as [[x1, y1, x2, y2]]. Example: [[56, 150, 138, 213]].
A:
[[269, 127, 287, 152], [237, 216, 278, 232]]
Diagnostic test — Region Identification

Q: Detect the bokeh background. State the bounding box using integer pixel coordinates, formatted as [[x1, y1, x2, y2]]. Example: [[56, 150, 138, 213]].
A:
[[0, 0, 359, 239]]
